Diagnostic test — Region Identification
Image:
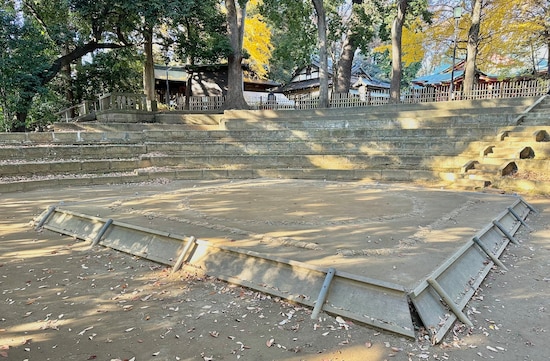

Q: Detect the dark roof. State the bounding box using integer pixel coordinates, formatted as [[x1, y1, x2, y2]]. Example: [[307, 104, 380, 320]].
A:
[[284, 56, 389, 92], [353, 75, 390, 89], [283, 78, 322, 92], [411, 59, 501, 88]]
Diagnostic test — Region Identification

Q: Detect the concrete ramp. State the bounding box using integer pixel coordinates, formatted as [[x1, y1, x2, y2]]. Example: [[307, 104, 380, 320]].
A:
[[409, 197, 533, 343], [33, 181, 533, 342]]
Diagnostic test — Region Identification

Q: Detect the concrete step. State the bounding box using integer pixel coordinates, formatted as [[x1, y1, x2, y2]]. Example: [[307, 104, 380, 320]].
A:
[[0, 127, 504, 146], [139, 154, 469, 171], [501, 127, 550, 140], [143, 139, 481, 156], [484, 146, 535, 160], [0, 158, 140, 177], [520, 113, 550, 121], [514, 159, 550, 172], [0, 137, 487, 162], [460, 172, 493, 182], [54, 117, 223, 132], [464, 159, 519, 177], [483, 143, 550, 160], [436, 172, 491, 190], [519, 118, 550, 126], [0, 167, 444, 193], [0, 144, 147, 161], [476, 156, 511, 166], [466, 162, 500, 174], [222, 115, 517, 131]]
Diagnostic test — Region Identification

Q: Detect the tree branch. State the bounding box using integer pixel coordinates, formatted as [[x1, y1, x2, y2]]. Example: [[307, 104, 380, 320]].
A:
[[40, 41, 129, 85]]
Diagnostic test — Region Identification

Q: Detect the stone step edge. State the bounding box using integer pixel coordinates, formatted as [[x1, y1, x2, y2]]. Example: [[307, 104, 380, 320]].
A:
[[2, 167, 548, 195]]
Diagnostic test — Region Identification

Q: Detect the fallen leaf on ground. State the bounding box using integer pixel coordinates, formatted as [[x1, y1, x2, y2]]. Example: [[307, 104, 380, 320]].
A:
[[78, 326, 94, 335]]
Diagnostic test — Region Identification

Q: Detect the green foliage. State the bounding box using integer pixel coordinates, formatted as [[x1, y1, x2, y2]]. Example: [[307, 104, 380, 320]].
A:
[[373, 48, 421, 87], [167, 1, 231, 64], [378, 0, 431, 42], [26, 90, 66, 131], [259, 0, 317, 83], [0, 6, 57, 131], [73, 47, 143, 100]]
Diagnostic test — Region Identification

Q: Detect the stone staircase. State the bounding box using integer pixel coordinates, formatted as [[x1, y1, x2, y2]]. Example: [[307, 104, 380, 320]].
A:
[[1, 96, 549, 194], [457, 96, 550, 193]]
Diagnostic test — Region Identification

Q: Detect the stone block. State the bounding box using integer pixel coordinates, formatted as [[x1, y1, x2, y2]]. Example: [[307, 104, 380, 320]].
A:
[[175, 169, 206, 180], [19, 162, 51, 175], [50, 161, 81, 173], [81, 160, 111, 172]]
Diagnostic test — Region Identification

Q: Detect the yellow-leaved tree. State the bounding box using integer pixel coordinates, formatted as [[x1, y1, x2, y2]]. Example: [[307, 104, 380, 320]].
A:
[[374, 18, 427, 67], [243, 0, 273, 79], [421, 1, 548, 81], [489, 0, 550, 76]]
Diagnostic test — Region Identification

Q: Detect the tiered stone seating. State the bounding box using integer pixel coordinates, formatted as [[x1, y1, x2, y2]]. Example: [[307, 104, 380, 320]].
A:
[[459, 96, 550, 193], [1, 96, 547, 193]]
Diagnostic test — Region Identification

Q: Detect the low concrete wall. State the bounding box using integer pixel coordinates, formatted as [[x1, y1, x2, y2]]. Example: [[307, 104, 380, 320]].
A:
[[155, 111, 223, 126], [223, 97, 540, 121], [96, 110, 155, 123]]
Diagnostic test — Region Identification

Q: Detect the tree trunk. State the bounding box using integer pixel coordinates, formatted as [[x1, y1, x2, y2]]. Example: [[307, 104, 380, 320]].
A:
[[143, 28, 156, 106], [463, 0, 482, 99], [14, 111, 28, 132], [390, 0, 407, 104], [223, 0, 249, 110], [334, 33, 357, 94], [62, 42, 74, 117], [312, 0, 329, 108]]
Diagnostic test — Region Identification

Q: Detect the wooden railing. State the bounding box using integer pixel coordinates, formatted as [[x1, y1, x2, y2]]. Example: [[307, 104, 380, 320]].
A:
[[98, 93, 149, 111], [57, 93, 152, 122], [55, 100, 99, 122]]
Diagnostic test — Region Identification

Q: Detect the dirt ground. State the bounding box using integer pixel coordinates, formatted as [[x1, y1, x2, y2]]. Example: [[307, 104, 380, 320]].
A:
[[1, 180, 549, 361]]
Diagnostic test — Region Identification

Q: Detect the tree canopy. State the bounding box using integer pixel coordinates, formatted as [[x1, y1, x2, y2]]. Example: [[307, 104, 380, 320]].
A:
[[1, 0, 549, 130]]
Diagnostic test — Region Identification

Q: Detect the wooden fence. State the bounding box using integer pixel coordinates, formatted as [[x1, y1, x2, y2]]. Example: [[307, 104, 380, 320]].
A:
[[57, 79, 549, 121], [291, 79, 550, 110]]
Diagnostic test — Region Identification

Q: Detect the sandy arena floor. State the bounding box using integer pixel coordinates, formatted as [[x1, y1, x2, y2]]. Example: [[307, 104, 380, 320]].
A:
[[1, 179, 548, 361]]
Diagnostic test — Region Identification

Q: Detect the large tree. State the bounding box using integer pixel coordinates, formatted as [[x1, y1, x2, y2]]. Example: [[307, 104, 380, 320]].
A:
[[389, 0, 408, 103], [380, 0, 430, 103], [223, 0, 250, 109], [137, 0, 229, 105], [332, 1, 380, 94], [463, 0, 482, 98], [73, 47, 143, 101], [312, 0, 330, 108], [11, 0, 134, 125], [162, 0, 229, 109]]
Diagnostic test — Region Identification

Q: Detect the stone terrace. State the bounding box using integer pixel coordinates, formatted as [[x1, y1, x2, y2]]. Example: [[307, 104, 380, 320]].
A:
[[1, 96, 549, 194]]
